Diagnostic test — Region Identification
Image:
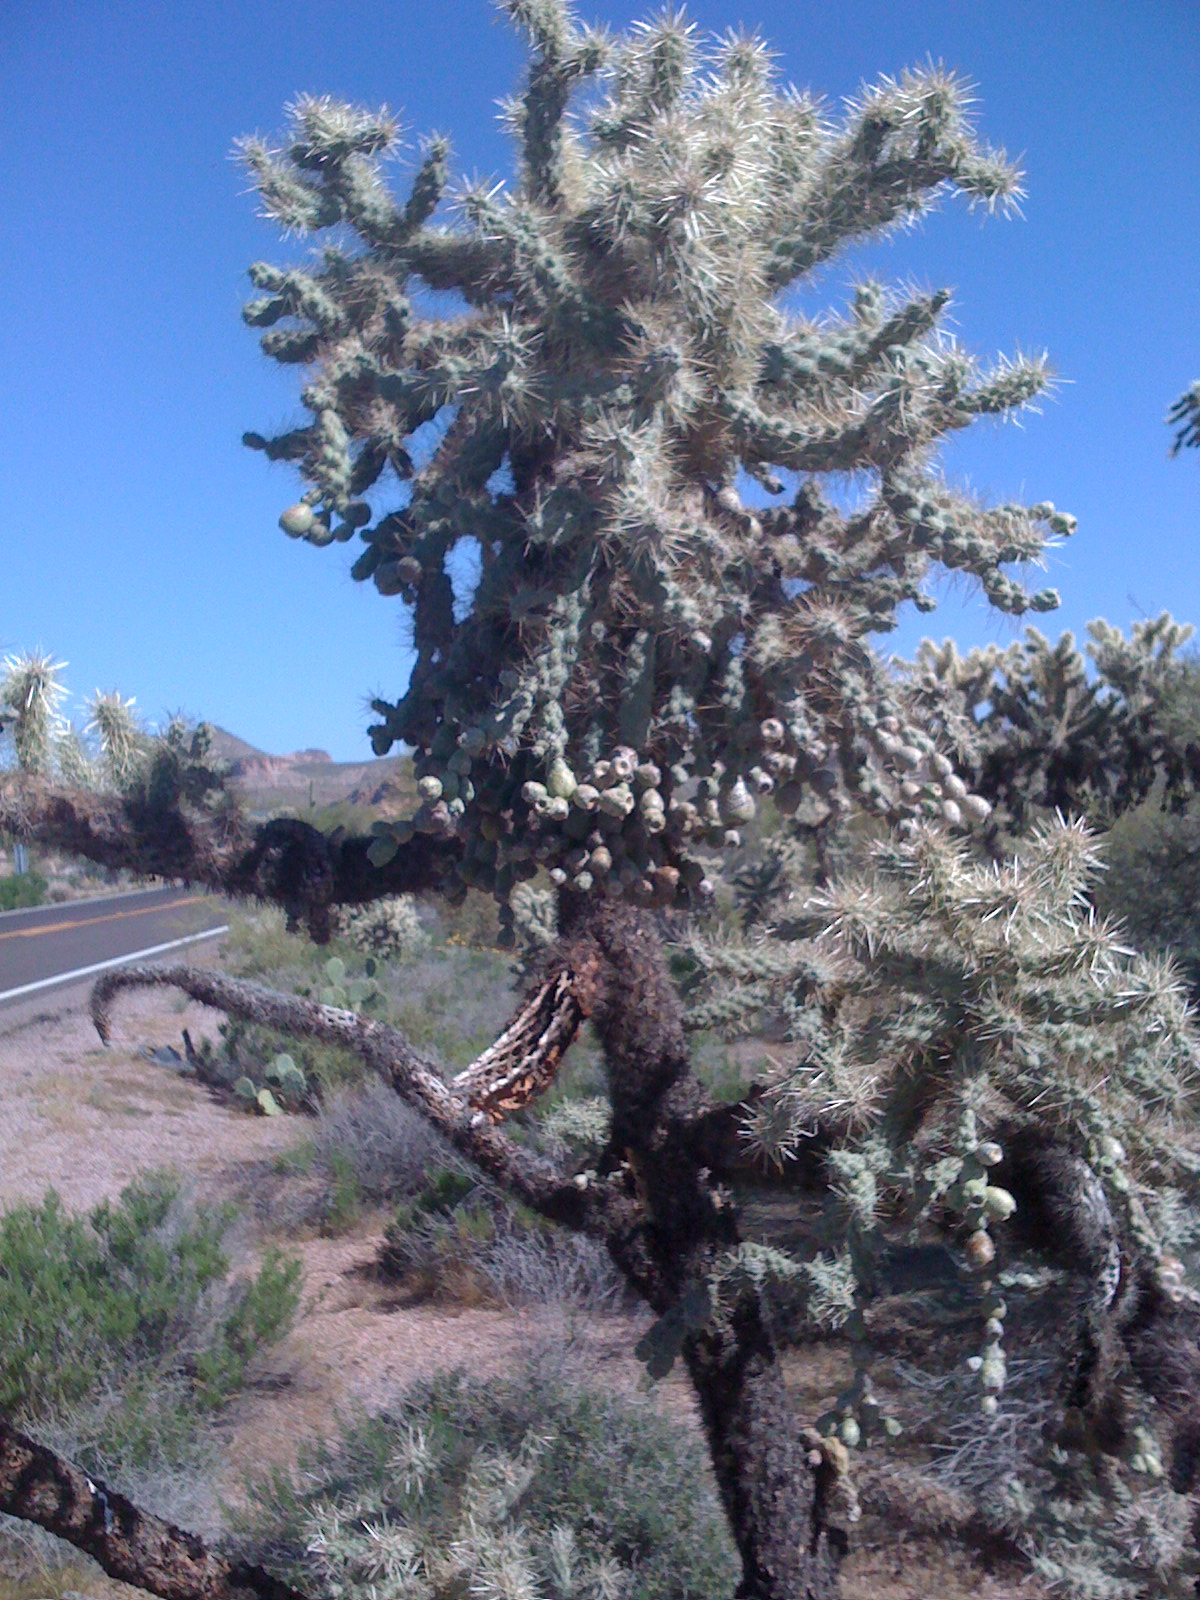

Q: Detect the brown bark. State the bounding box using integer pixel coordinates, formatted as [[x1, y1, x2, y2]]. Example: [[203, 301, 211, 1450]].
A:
[[0, 1418, 308, 1600], [554, 897, 841, 1598]]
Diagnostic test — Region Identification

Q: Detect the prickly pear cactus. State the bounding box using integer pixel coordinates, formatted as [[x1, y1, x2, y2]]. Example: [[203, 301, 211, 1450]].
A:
[[241, 1, 1066, 935]]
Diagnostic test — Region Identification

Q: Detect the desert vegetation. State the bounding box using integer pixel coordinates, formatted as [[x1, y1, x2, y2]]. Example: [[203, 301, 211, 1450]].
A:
[[4, 2, 1200, 1597]]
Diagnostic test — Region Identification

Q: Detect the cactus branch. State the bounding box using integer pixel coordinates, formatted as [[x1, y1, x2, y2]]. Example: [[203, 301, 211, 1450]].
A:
[[450, 966, 589, 1117], [0, 1417, 309, 1600], [0, 776, 462, 941]]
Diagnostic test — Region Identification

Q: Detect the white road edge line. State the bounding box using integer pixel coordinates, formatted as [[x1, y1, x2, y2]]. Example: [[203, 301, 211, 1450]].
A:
[[0, 926, 229, 1005]]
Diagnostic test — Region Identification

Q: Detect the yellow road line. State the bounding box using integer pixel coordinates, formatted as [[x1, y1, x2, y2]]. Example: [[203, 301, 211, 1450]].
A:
[[0, 894, 206, 943]]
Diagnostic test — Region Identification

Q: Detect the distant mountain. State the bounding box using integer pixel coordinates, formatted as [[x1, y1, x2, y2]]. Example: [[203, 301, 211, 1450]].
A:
[[204, 726, 272, 765], [205, 724, 334, 773], [204, 725, 411, 815]]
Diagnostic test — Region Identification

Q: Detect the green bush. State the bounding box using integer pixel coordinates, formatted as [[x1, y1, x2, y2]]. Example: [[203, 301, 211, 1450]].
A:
[[0, 873, 46, 912], [237, 1358, 738, 1600], [0, 1174, 301, 1467]]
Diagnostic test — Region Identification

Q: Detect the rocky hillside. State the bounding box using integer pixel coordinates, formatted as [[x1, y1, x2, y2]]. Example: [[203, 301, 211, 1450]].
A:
[[207, 726, 414, 816]]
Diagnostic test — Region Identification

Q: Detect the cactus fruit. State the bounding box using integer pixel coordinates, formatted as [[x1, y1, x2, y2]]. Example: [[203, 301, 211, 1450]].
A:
[[546, 758, 577, 799], [983, 1186, 1017, 1221], [965, 1229, 995, 1269], [279, 503, 315, 537], [721, 777, 757, 826]]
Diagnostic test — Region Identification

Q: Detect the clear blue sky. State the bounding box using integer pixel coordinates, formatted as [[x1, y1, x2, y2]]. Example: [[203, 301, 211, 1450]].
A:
[[2, 0, 1197, 761]]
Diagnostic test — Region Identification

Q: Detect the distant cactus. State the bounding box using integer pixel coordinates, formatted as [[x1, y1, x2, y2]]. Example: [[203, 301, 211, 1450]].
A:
[[1, 652, 68, 776], [0, 653, 173, 794], [85, 690, 151, 790], [335, 895, 427, 960], [895, 613, 1200, 843]]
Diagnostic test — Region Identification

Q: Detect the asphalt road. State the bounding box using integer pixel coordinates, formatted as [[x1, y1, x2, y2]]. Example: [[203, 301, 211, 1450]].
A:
[[0, 886, 229, 1007]]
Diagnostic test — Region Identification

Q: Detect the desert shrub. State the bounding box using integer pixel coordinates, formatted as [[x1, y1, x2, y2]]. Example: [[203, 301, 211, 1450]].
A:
[[381, 1166, 621, 1311], [219, 905, 331, 980], [304, 1080, 456, 1233], [0, 872, 46, 912], [236, 1356, 738, 1600], [0, 1174, 300, 1467]]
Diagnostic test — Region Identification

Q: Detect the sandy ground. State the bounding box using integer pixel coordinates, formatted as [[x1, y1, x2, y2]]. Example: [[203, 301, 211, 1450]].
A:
[[0, 951, 295, 1215]]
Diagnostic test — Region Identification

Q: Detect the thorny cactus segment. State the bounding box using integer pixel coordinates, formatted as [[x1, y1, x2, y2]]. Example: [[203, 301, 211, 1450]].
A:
[[685, 814, 1200, 1415], [85, 690, 151, 790], [1, 652, 69, 777], [241, 1, 1063, 920]]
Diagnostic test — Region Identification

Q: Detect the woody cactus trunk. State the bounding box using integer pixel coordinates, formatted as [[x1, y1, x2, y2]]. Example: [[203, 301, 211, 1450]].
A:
[[0, 4, 1080, 1597]]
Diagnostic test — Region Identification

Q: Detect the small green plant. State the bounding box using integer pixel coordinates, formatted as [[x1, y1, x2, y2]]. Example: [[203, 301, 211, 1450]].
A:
[[316, 955, 383, 1011], [0, 872, 47, 912], [235, 1358, 738, 1600], [321, 1149, 365, 1236], [192, 1247, 303, 1403]]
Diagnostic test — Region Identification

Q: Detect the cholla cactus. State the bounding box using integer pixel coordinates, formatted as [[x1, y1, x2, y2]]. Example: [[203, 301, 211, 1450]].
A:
[[0, 652, 69, 775], [240, 1363, 734, 1600], [86, 690, 151, 790], [896, 613, 1200, 842], [694, 815, 1198, 1271], [297, 1434, 631, 1600], [684, 812, 1200, 1586], [241, 0, 1063, 939], [54, 724, 101, 790], [336, 894, 428, 959]]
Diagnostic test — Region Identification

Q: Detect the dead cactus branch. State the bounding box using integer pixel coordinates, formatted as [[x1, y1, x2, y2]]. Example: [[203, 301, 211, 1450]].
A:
[[0, 1418, 309, 1600], [91, 962, 599, 1232], [450, 968, 589, 1118]]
